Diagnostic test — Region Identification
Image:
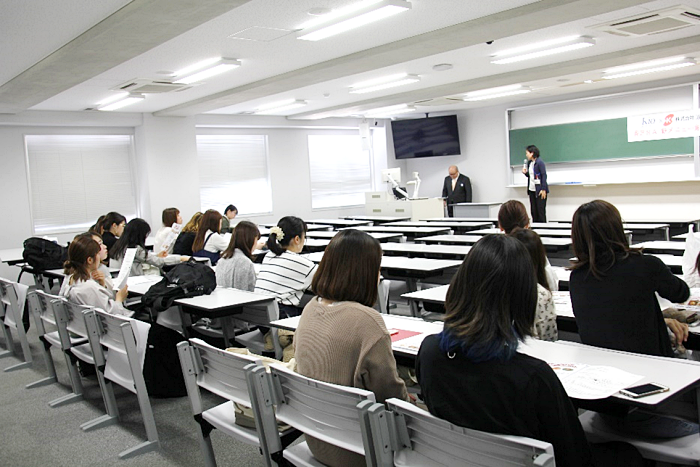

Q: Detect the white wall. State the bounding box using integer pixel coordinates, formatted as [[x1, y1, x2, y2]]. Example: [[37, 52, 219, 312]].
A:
[[402, 103, 700, 222]]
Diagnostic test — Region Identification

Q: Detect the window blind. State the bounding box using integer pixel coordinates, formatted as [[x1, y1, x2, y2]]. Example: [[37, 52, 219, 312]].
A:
[[196, 134, 272, 215], [25, 134, 136, 234], [308, 134, 372, 209]]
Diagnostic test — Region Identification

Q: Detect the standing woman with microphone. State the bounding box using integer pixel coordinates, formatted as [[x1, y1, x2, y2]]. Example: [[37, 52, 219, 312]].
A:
[[522, 145, 549, 222]]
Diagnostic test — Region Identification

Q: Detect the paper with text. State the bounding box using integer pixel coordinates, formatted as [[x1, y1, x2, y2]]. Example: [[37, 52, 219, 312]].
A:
[[549, 362, 642, 399], [113, 248, 136, 291]]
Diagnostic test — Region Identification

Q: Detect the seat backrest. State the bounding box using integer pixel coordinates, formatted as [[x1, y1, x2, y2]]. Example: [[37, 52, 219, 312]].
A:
[[181, 337, 262, 406], [85, 309, 151, 394], [381, 398, 556, 467], [58, 299, 92, 337], [0, 278, 20, 328], [264, 364, 376, 456], [27, 289, 59, 337]]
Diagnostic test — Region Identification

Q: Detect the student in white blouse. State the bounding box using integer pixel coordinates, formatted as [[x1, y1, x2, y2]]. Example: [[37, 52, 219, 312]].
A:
[[110, 218, 188, 275], [60, 234, 131, 317], [153, 207, 182, 254], [192, 209, 229, 265]]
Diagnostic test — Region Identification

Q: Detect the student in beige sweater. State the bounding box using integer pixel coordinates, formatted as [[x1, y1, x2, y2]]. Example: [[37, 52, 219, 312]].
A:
[[294, 229, 410, 467]]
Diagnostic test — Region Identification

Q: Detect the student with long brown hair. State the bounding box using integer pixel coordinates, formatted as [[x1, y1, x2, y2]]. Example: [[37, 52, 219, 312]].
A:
[[498, 199, 558, 291], [295, 229, 409, 467], [509, 228, 557, 341], [192, 209, 228, 265], [570, 200, 689, 357], [60, 234, 131, 316], [215, 221, 260, 291]]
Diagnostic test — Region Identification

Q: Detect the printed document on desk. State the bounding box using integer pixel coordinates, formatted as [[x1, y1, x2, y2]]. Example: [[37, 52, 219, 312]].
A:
[[393, 333, 430, 353], [548, 362, 642, 400]]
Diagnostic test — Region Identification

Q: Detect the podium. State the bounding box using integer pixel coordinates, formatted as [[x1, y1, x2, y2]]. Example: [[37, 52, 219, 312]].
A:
[[365, 193, 444, 221]]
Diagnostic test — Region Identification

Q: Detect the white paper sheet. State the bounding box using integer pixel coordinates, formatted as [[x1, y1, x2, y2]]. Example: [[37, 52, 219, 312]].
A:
[[548, 362, 643, 400], [113, 248, 136, 291], [160, 223, 182, 253], [392, 333, 430, 353]]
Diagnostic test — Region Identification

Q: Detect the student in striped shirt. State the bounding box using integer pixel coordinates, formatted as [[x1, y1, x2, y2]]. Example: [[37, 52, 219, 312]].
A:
[[254, 216, 317, 318]]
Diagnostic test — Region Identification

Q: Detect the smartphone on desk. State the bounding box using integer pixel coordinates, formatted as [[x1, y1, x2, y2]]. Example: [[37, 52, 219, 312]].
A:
[[619, 383, 669, 399]]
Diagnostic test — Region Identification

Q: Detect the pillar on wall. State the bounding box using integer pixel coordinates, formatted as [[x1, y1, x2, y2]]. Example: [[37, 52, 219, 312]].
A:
[[134, 114, 201, 228]]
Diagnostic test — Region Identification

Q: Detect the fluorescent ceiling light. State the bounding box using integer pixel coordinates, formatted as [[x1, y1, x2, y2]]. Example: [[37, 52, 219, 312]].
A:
[[98, 93, 145, 111], [491, 36, 595, 65], [173, 58, 241, 84], [463, 86, 532, 101], [350, 74, 420, 94], [603, 58, 696, 80], [464, 84, 523, 98], [255, 100, 308, 114], [364, 104, 416, 117], [604, 56, 689, 74], [298, 0, 411, 41], [95, 92, 129, 106]]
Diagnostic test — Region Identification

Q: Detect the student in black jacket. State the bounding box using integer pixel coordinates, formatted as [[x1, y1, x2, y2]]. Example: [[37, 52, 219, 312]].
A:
[[569, 200, 690, 357], [417, 235, 595, 467], [569, 200, 696, 439]]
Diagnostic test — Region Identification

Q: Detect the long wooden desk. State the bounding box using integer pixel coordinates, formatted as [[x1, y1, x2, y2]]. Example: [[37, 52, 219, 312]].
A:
[[420, 217, 498, 226], [381, 243, 471, 259], [0, 248, 25, 266], [531, 222, 670, 240], [269, 314, 700, 410], [420, 234, 573, 252]]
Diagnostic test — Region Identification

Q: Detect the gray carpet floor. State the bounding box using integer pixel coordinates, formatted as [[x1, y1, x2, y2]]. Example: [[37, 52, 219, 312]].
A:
[[0, 322, 269, 467]]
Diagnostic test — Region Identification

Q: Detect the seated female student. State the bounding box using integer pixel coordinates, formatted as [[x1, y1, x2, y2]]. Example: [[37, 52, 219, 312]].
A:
[[255, 216, 316, 318], [509, 228, 557, 341], [173, 212, 202, 255], [153, 207, 182, 254], [682, 227, 700, 288], [191, 209, 228, 265], [416, 235, 593, 467], [295, 229, 410, 467], [90, 215, 106, 236], [498, 199, 558, 291], [110, 218, 188, 276], [100, 212, 127, 258], [87, 231, 114, 290], [569, 200, 690, 357], [216, 221, 260, 291], [570, 200, 697, 439], [60, 234, 131, 317]]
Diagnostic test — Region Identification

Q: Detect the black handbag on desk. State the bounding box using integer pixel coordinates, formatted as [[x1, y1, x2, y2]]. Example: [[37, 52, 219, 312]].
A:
[[140, 259, 216, 312]]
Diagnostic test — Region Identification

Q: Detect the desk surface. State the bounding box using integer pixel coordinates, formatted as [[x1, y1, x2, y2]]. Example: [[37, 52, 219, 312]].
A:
[[632, 241, 686, 252], [343, 215, 412, 223], [386, 221, 492, 229], [126, 275, 163, 295], [270, 314, 700, 406], [421, 234, 572, 248], [673, 232, 700, 240], [259, 223, 330, 231], [420, 217, 498, 223], [304, 252, 461, 273], [0, 248, 25, 264], [348, 225, 452, 237], [381, 243, 472, 257], [306, 231, 403, 241], [175, 287, 274, 311], [308, 218, 372, 227], [531, 223, 669, 231]]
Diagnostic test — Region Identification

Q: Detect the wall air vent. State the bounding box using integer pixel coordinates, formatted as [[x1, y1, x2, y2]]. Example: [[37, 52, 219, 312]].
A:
[[592, 5, 700, 37], [111, 79, 193, 94]]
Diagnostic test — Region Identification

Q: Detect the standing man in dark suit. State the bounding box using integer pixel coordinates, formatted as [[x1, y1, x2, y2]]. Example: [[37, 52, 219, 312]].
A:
[[442, 165, 472, 217]]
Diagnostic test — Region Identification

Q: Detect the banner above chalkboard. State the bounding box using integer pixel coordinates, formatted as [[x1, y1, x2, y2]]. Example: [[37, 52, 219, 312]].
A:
[[628, 109, 700, 142]]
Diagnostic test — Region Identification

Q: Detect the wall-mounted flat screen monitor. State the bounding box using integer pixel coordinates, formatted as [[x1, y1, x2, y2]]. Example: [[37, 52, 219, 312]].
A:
[[390, 115, 461, 160]]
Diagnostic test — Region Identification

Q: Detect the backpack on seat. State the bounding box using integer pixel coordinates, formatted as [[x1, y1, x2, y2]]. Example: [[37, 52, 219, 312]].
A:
[[141, 259, 216, 312], [22, 237, 67, 271]]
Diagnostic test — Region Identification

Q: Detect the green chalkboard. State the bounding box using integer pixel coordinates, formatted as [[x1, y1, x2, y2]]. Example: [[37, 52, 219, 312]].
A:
[[508, 117, 694, 166]]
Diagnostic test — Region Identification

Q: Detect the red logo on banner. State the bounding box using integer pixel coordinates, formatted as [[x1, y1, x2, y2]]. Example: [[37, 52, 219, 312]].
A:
[[664, 114, 674, 126]]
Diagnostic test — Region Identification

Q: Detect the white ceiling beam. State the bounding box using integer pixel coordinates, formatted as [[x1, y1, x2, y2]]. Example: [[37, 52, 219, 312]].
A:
[[0, 0, 252, 114]]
